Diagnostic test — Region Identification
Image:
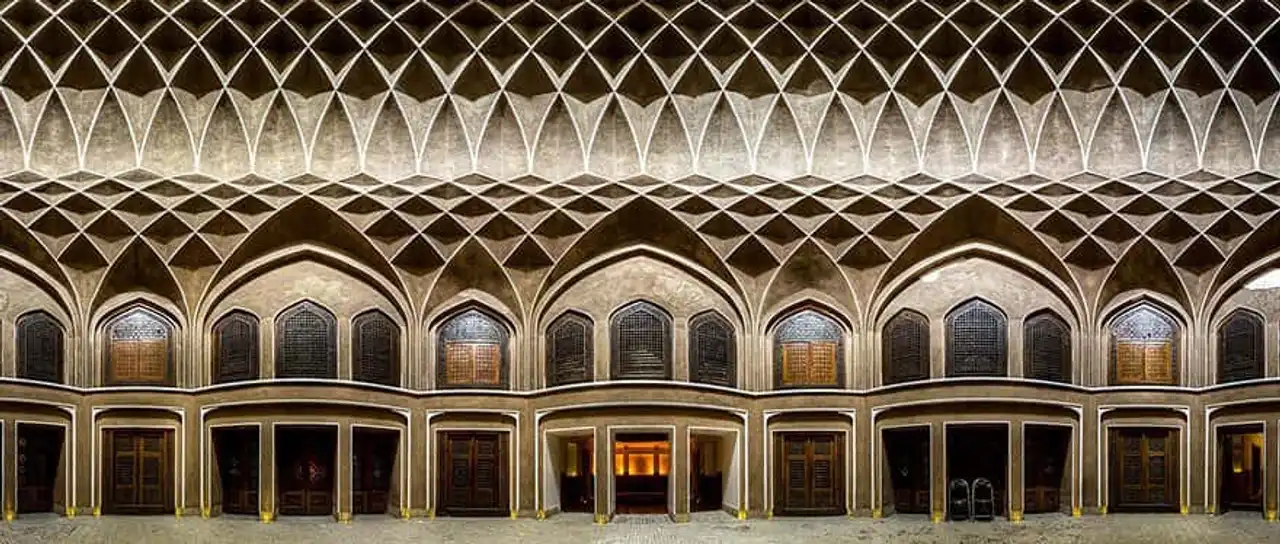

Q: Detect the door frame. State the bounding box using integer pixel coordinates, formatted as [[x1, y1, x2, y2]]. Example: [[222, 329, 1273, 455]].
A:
[[875, 423, 930, 516], [1105, 426, 1183, 512], [431, 427, 514, 517], [540, 426, 597, 517], [1209, 420, 1266, 516], [769, 428, 848, 516], [350, 424, 404, 516], [208, 422, 262, 516], [607, 425, 677, 516], [96, 424, 179, 515], [1020, 420, 1079, 516], [687, 425, 741, 516], [270, 422, 341, 517], [943, 421, 1012, 519], [14, 420, 70, 515]]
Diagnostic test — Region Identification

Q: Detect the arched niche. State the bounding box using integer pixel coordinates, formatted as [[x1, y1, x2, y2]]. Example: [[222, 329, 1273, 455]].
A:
[[434, 305, 511, 390], [770, 306, 845, 389], [1105, 300, 1182, 386], [100, 303, 178, 387]]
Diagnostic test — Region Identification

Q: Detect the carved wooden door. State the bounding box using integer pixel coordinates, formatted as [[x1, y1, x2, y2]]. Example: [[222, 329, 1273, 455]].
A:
[[277, 428, 335, 516], [1111, 428, 1178, 511], [215, 428, 258, 515], [104, 429, 172, 515], [777, 433, 843, 515], [439, 432, 508, 516], [18, 425, 64, 513], [353, 429, 397, 515]]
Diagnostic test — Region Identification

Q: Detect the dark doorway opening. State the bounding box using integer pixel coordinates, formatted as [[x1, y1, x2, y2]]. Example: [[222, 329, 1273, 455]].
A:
[[691, 435, 724, 512], [18, 424, 64, 513], [883, 427, 930, 515], [1109, 428, 1179, 513], [614, 433, 670, 514], [1218, 425, 1264, 514], [946, 424, 1008, 519], [103, 429, 174, 515], [438, 431, 509, 516], [1024, 425, 1070, 514], [353, 428, 398, 516], [558, 436, 594, 513], [776, 432, 844, 516], [213, 426, 259, 516], [276, 426, 336, 516]]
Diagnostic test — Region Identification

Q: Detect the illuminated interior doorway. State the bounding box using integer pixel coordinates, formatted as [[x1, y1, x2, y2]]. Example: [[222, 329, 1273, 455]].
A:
[[613, 433, 671, 515], [1218, 425, 1264, 514], [559, 436, 595, 513], [691, 432, 738, 513]]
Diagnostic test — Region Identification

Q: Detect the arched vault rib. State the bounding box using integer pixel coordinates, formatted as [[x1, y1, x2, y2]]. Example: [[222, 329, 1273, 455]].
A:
[[762, 240, 860, 329], [1098, 238, 1191, 322], [90, 239, 186, 321]]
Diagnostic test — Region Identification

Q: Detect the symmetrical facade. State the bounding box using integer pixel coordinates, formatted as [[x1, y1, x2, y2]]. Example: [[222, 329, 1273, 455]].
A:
[[1, 0, 1280, 524]]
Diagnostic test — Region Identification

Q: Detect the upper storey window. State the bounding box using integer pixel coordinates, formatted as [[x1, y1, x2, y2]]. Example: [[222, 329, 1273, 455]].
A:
[[1218, 309, 1264, 384], [213, 311, 259, 384], [610, 301, 672, 380], [437, 308, 509, 389], [690, 312, 736, 388], [546, 311, 593, 387], [275, 301, 338, 379], [105, 307, 174, 386], [1110, 303, 1179, 386], [353, 310, 400, 387], [884, 309, 929, 385], [774, 309, 843, 388], [1023, 311, 1071, 383], [945, 299, 1007, 377], [17, 311, 64, 384]]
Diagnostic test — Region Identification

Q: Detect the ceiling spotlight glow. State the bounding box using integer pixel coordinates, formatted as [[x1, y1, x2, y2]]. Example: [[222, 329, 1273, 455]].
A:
[[921, 271, 941, 283], [1245, 269, 1280, 290]]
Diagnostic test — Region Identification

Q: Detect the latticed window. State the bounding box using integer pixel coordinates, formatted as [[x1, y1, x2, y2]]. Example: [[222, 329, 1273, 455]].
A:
[[105, 307, 173, 386], [774, 309, 842, 388], [1110, 303, 1179, 385], [883, 309, 929, 385], [690, 312, 736, 387], [1218, 310, 1264, 384], [275, 301, 337, 379], [16, 311, 63, 383], [546, 312, 593, 386], [437, 308, 509, 388], [610, 301, 672, 380], [213, 311, 259, 384], [354, 310, 400, 387], [1023, 311, 1070, 383], [945, 299, 1007, 377]]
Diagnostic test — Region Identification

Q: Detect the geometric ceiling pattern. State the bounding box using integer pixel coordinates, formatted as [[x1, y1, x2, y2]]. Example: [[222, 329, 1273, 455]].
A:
[[2, 0, 1280, 320]]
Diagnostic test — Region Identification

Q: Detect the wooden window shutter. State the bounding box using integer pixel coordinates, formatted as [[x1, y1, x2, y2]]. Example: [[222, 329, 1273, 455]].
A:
[[883, 309, 928, 385], [354, 310, 399, 387], [213, 311, 259, 384], [275, 301, 338, 379], [437, 308, 508, 389], [945, 299, 1007, 377], [546, 312, 593, 386], [1110, 304, 1179, 385], [610, 301, 672, 380], [1024, 312, 1070, 383], [774, 309, 843, 388], [1218, 310, 1263, 383], [106, 308, 172, 386], [690, 313, 735, 387], [16, 311, 63, 384]]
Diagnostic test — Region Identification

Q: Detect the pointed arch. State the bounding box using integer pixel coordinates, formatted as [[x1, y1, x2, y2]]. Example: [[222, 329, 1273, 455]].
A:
[[274, 300, 337, 379], [545, 310, 593, 387], [16, 310, 65, 384], [689, 310, 736, 388], [101, 302, 177, 386], [427, 239, 522, 322], [1217, 308, 1264, 384], [1024, 309, 1071, 383], [609, 300, 673, 380], [1106, 299, 1181, 386], [945, 298, 1008, 377], [1098, 238, 1190, 317], [771, 304, 844, 389], [91, 238, 187, 318], [763, 240, 860, 329], [353, 309, 400, 387], [212, 309, 259, 384], [883, 308, 929, 385], [435, 304, 511, 390]]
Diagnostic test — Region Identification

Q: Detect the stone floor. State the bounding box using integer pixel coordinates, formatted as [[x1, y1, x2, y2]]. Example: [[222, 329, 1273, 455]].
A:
[[1, 512, 1278, 543]]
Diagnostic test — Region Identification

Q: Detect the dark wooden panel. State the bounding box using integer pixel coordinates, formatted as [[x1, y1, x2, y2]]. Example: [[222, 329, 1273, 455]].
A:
[[105, 309, 172, 385], [438, 432, 508, 516], [437, 309, 510, 388], [884, 309, 929, 385], [214, 427, 258, 515], [773, 310, 843, 388], [16, 311, 63, 384], [1219, 310, 1263, 383], [214, 311, 259, 384], [276, 427, 336, 516], [945, 298, 1007, 377], [354, 310, 400, 387], [690, 312, 735, 387], [353, 429, 398, 515], [776, 433, 844, 516], [275, 301, 337, 379], [17, 424, 64, 513], [610, 301, 672, 380], [546, 312, 593, 386], [1024, 312, 1070, 383], [1110, 304, 1179, 385], [103, 429, 173, 515], [1110, 428, 1179, 512]]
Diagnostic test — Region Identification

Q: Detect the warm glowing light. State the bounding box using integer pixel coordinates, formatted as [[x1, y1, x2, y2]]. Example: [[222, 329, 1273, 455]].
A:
[[613, 441, 670, 476], [1245, 269, 1280, 290], [921, 271, 941, 283]]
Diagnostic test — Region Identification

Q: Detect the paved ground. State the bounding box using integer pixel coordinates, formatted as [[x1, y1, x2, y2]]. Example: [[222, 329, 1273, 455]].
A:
[[1, 511, 1278, 543]]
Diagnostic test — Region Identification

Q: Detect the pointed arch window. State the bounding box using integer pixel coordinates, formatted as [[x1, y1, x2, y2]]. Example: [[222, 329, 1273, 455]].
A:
[[883, 309, 929, 385], [774, 309, 843, 388], [16, 311, 64, 384], [213, 311, 259, 384], [354, 310, 400, 387], [437, 308, 509, 389], [610, 301, 672, 380], [945, 299, 1007, 377], [546, 312, 593, 387], [690, 312, 736, 388], [1024, 311, 1070, 383], [1218, 309, 1264, 384], [104, 306, 174, 386], [1110, 303, 1180, 385], [275, 301, 337, 379]]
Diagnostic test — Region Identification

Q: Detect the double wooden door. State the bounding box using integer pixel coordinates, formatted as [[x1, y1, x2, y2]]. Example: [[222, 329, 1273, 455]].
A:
[[777, 433, 844, 516], [277, 427, 336, 516], [104, 429, 173, 515], [438, 432, 508, 516], [1110, 428, 1179, 511], [214, 428, 258, 515], [18, 425, 64, 513], [353, 429, 398, 515]]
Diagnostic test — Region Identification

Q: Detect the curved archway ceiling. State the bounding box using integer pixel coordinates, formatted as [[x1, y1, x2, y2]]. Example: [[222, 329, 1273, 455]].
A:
[[1, 0, 1279, 313]]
